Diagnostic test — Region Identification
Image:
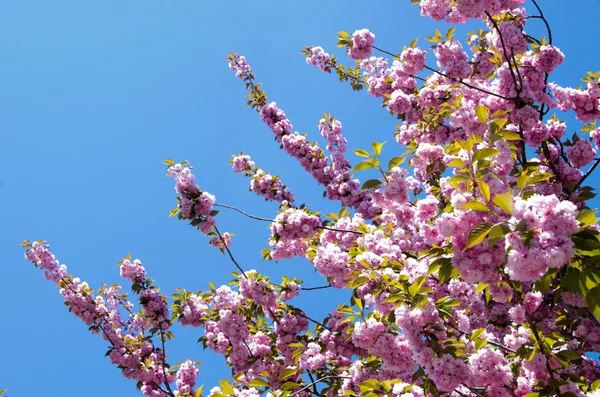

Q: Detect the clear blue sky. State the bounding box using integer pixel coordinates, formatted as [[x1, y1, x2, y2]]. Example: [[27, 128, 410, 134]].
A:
[[1, 1, 599, 396]]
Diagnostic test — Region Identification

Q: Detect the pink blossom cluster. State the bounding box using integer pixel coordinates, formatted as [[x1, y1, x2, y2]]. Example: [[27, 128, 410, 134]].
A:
[[550, 82, 600, 123], [231, 154, 295, 204], [231, 154, 255, 173], [229, 55, 250, 79], [178, 293, 209, 327], [533, 45, 565, 74], [239, 270, 277, 309], [419, 0, 526, 22], [120, 259, 146, 283], [347, 29, 375, 60], [400, 47, 427, 75], [24, 242, 182, 397], [175, 360, 199, 395], [209, 231, 232, 249], [433, 40, 472, 79], [566, 138, 596, 169], [168, 163, 217, 234], [305, 46, 331, 72], [506, 194, 579, 281], [269, 208, 322, 260]]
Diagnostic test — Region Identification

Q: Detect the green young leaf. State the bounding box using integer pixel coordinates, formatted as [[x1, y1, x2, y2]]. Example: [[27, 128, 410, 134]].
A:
[[353, 160, 376, 171], [479, 181, 491, 202], [461, 201, 489, 212], [497, 130, 522, 140], [372, 141, 385, 156], [354, 149, 371, 158], [249, 379, 270, 388], [361, 179, 383, 190], [470, 328, 486, 341], [169, 208, 180, 218], [488, 223, 510, 247], [409, 38, 419, 48], [278, 368, 299, 381], [281, 382, 303, 391], [475, 105, 489, 124], [388, 156, 405, 170], [465, 223, 493, 249], [577, 208, 600, 226], [472, 148, 499, 162], [493, 192, 513, 214], [446, 158, 466, 168], [219, 380, 234, 396]]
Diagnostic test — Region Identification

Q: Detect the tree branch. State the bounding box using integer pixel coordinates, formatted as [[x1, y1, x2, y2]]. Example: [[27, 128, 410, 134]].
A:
[[213, 225, 248, 278]]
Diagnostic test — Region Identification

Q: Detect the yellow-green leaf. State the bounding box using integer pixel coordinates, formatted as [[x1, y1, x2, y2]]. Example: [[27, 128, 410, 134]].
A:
[[354, 149, 371, 158], [249, 379, 269, 388], [372, 141, 385, 156], [475, 105, 489, 124], [461, 201, 489, 212], [479, 181, 491, 201], [493, 192, 513, 214], [466, 223, 493, 249], [388, 156, 405, 170], [472, 148, 499, 162], [278, 368, 298, 381]]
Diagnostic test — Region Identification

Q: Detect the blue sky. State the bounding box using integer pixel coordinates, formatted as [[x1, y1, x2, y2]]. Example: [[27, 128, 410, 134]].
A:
[[1, 1, 599, 396]]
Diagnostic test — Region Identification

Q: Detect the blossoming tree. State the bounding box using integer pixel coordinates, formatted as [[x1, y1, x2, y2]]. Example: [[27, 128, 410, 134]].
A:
[[22, 1, 600, 396]]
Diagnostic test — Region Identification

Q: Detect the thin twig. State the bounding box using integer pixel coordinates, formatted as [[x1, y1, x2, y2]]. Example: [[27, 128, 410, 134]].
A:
[[214, 203, 272, 222], [485, 11, 520, 97], [160, 329, 175, 396], [531, 0, 553, 45], [214, 203, 362, 235], [213, 225, 248, 278], [301, 285, 332, 291], [290, 375, 350, 396], [572, 157, 600, 192], [296, 311, 330, 330]]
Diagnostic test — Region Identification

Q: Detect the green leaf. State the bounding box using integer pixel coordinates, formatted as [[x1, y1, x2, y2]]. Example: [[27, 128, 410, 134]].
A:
[[488, 223, 510, 247], [556, 350, 581, 361], [409, 38, 419, 48], [475, 105, 489, 124], [361, 179, 382, 190], [472, 148, 499, 162], [281, 382, 303, 391], [353, 160, 376, 171], [169, 208, 180, 218], [278, 368, 298, 381], [470, 328, 486, 341], [219, 380, 234, 396], [577, 208, 600, 226], [163, 159, 175, 165], [466, 223, 493, 249], [498, 130, 522, 140], [354, 149, 371, 158], [388, 156, 405, 170], [493, 192, 513, 214], [372, 141, 385, 156], [447, 158, 466, 168], [461, 201, 489, 212], [491, 118, 508, 131], [249, 379, 269, 388], [438, 261, 455, 284], [479, 181, 491, 202]]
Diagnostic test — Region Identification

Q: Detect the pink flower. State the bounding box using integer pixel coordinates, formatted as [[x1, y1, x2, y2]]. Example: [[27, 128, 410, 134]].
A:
[[348, 29, 375, 60]]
